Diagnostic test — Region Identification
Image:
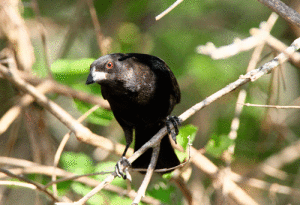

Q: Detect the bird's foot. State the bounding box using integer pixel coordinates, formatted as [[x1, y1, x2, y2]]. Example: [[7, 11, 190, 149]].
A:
[[166, 116, 181, 144], [115, 156, 132, 181]]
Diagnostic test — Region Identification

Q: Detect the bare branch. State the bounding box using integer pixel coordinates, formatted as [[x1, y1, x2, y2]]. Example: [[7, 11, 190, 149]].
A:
[[197, 13, 279, 60], [257, 0, 300, 27], [155, 0, 183, 21], [196, 29, 269, 59], [242, 103, 300, 109]]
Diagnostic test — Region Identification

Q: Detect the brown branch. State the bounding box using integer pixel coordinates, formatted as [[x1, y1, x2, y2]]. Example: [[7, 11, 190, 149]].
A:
[[257, 0, 300, 28]]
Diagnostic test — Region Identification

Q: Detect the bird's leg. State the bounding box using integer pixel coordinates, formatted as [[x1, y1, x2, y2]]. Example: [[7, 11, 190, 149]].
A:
[[115, 128, 132, 180], [115, 156, 131, 181], [166, 116, 182, 144]]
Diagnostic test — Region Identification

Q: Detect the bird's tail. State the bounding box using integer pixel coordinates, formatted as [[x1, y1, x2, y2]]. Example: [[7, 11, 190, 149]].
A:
[[132, 125, 180, 173]]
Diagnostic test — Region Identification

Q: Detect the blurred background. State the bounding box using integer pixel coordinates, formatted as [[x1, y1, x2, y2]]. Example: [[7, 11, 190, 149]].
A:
[[1, 0, 300, 204]]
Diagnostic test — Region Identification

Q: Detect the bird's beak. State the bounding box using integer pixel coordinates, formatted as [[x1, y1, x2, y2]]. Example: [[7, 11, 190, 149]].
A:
[[86, 73, 95, 85]]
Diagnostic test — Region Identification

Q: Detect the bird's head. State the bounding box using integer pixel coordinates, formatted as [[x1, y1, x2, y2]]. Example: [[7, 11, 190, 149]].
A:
[[86, 53, 157, 93], [86, 53, 125, 85]]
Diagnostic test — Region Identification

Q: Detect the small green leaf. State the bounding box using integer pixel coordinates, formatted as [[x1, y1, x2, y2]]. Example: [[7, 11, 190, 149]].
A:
[[51, 58, 94, 85], [205, 134, 234, 158], [148, 180, 177, 204], [174, 124, 198, 162], [177, 124, 198, 150], [60, 152, 94, 175]]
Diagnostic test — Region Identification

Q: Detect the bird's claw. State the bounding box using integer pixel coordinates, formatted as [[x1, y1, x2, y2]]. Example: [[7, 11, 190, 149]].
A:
[[166, 116, 181, 144], [115, 156, 132, 181]]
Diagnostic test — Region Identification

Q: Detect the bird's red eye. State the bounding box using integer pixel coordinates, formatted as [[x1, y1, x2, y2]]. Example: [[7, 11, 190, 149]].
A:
[[106, 62, 113, 69]]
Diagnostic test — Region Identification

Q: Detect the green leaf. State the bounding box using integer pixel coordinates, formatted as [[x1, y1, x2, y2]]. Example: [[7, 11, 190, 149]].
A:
[[60, 152, 94, 175], [174, 124, 198, 162], [73, 99, 113, 126], [177, 124, 197, 150], [148, 180, 177, 204], [205, 134, 234, 158], [51, 58, 94, 85]]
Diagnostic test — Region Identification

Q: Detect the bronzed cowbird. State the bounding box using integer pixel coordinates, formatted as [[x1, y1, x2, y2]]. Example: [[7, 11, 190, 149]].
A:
[[86, 53, 181, 175]]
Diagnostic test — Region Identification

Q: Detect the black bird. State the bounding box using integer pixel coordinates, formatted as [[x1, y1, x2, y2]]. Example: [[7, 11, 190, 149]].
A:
[[86, 53, 181, 175]]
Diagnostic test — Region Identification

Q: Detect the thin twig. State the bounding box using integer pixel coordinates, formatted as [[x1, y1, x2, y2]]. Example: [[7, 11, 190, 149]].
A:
[[242, 103, 300, 109], [0, 168, 59, 202], [85, 0, 111, 55], [155, 0, 184, 21]]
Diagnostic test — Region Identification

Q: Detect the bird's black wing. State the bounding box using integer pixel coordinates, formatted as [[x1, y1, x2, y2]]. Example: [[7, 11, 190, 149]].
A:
[[119, 53, 181, 104]]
